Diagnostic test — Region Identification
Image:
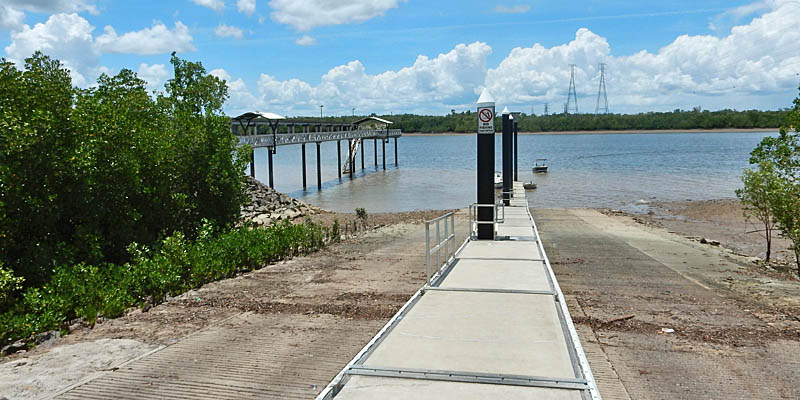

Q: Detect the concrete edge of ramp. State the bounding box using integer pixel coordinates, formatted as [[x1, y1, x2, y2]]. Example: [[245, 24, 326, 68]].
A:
[[317, 183, 602, 400]]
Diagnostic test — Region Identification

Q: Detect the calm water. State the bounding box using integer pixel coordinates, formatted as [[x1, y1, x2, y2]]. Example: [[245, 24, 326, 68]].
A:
[[253, 131, 776, 213]]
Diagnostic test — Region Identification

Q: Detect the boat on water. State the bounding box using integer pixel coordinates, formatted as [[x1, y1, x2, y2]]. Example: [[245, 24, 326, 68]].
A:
[[494, 171, 503, 188], [523, 181, 537, 190], [533, 158, 548, 173]]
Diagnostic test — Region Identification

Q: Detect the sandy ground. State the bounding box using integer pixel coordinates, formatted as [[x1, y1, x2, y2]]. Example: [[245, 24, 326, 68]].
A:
[[538, 208, 800, 399], [624, 198, 799, 277], [0, 209, 467, 399]]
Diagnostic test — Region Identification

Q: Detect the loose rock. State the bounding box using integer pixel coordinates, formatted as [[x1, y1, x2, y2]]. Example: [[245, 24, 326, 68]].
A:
[[240, 177, 322, 226]]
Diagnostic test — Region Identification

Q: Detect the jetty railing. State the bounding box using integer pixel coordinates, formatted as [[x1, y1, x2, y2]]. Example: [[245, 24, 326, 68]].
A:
[[468, 203, 499, 240], [424, 212, 456, 286], [237, 129, 402, 148]]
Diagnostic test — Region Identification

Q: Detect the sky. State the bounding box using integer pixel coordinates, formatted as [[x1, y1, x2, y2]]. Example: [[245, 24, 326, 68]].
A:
[[2, 0, 800, 117]]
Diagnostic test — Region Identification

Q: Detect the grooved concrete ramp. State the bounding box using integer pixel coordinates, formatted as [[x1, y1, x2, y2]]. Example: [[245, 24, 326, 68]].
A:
[[57, 313, 382, 400]]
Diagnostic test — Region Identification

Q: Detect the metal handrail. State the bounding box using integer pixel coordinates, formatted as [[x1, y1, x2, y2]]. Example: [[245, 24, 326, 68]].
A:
[[424, 212, 456, 286], [496, 195, 506, 223], [468, 203, 498, 240]]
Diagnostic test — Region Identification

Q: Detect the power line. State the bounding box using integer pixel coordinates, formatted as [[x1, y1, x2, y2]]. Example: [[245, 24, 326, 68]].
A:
[[595, 63, 609, 114], [566, 64, 579, 114]]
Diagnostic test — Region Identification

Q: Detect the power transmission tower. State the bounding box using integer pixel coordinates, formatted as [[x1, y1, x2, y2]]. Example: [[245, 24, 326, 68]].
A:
[[565, 64, 578, 114], [595, 63, 609, 114], [544, 103, 549, 115]]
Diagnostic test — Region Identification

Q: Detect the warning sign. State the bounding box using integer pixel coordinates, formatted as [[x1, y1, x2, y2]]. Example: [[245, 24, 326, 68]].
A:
[[477, 106, 494, 134]]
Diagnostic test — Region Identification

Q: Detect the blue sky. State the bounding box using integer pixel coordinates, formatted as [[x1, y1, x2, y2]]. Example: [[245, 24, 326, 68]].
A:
[[2, 0, 799, 116]]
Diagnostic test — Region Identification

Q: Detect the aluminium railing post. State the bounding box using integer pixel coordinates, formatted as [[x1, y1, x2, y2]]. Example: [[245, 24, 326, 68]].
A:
[[436, 222, 441, 274], [450, 214, 455, 259], [425, 222, 431, 286], [444, 218, 449, 264]]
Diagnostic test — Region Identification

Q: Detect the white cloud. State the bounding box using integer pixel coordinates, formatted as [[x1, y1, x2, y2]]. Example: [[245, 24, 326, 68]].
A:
[[191, 0, 225, 12], [218, 41, 492, 116], [221, 2, 800, 116], [486, 1, 800, 113], [137, 63, 169, 91], [210, 68, 261, 113], [0, 6, 25, 30], [97, 21, 195, 55], [269, 0, 406, 31], [485, 28, 610, 108], [215, 23, 244, 39], [237, 0, 256, 15], [494, 5, 531, 14], [4, 14, 195, 88], [295, 35, 316, 46], [4, 13, 99, 86]]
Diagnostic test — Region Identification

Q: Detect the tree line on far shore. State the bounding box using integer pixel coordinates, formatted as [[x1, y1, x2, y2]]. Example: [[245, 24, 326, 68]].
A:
[[287, 108, 787, 133]]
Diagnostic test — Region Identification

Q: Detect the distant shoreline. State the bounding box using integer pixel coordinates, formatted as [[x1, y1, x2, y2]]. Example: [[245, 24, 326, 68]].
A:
[[403, 128, 778, 136]]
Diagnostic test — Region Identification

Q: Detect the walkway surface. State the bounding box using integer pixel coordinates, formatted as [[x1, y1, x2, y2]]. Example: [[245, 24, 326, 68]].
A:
[[320, 182, 601, 399]]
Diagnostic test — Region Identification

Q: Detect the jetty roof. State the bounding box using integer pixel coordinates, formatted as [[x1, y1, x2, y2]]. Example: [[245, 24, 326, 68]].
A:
[[352, 116, 393, 125], [232, 111, 286, 121]]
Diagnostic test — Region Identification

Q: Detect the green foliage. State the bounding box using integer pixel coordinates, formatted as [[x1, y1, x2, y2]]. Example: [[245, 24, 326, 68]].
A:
[[0, 263, 23, 309], [1, 52, 248, 291], [736, 165, 782, 261], [0, 220, 334, 347], [355, 207, 368, 228], [331, 219, 341, 242], [742, 85, 800, 274]]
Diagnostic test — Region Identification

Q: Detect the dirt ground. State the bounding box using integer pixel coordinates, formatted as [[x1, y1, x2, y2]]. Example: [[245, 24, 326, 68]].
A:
[[537, 208, 800, 399], [626, 198, 799, 277], [0, 209, 467, 400]]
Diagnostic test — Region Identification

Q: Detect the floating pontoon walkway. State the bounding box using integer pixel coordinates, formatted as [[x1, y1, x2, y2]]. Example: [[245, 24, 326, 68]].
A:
[[318, 182, 601, 400]]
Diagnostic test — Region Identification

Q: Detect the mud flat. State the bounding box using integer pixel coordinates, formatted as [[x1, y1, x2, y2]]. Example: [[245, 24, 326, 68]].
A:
[[627, 198, 798, 275]]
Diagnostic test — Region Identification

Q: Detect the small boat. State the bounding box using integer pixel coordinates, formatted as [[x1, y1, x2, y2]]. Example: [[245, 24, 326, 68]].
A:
[[523, 181, 537, 190], [494, 171, 503, 188], [533, 158, 548, 173]]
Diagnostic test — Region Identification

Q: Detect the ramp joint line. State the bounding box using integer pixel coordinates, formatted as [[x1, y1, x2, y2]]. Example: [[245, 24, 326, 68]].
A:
[[346, 366, 590, 391], [422, 287, 555, 296]]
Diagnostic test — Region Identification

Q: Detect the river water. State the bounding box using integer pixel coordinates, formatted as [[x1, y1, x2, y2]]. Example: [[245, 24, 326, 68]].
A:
[[252, 131, 776, 213]]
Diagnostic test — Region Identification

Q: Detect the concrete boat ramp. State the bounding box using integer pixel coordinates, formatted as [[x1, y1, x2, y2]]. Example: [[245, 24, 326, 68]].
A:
[[319, 182, 601, 399]]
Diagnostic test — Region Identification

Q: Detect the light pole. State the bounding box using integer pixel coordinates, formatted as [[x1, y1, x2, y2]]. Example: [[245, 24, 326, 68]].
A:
[[319, 105, 324, 118]]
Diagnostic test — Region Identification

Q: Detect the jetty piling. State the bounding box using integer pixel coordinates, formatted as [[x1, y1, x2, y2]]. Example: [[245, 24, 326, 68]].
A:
[[514, 119, 518, 181], [317, 142, 322, 190], [337, 140, 342, 179], [301, 143, 307, 189]]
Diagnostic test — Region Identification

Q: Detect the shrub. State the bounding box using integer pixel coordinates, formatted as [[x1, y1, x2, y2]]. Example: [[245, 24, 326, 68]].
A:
[[0, 220, 335, 348], [0, 263, 23, 310], [1, 52, 248, 289]]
